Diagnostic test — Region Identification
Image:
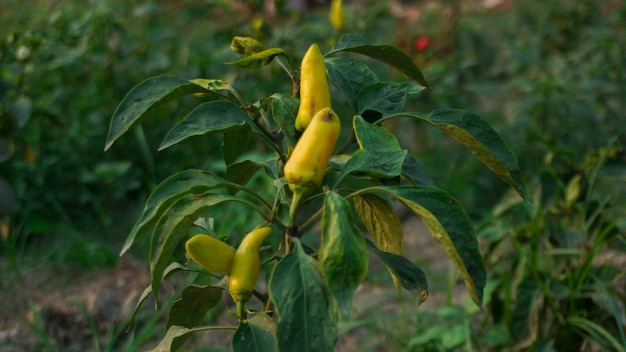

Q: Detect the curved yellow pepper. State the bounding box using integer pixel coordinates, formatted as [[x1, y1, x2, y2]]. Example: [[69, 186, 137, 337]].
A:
[[295, 44, 331, 131], [229, 227, 273, 318], [185, 234, 236, 275]]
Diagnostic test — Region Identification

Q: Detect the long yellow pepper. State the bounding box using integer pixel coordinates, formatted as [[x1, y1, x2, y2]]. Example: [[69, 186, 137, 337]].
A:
[[284, 107, 341, 196], [295, 44, 331, 131]]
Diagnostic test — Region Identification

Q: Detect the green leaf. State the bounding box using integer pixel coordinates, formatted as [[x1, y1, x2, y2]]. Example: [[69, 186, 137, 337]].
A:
[[328, 34, 428, 88], [389, 109, 530, 203], [148, 325, 193, 352], [320, 191, 369, 315], [105, 76, 208, 150], [231, 36, 267, 57], [222, 126, 253, 166], [268, 93, 299, 147], [159, 100, 248, 150], [167, 285, 222, 351], [189, 78, 239, 95], [340, 116, 407, 180], [325, 57, 379, 112], [352, 193, 404, 292], [401, 155, 435, 186], [366, 238, 428, 303], [567, 316, 625, 352], [359, 185, 486, 307], [232, 313, 278, 352], [127, 263, 202, 338], [226, 48, 287, 69], [510, 279, 541, 350], [150, 194, 266, 301], [356, 81, 425, 116], [120, 169, 243, 256], [148, 325, 230, 352], [269, 239, 338, 352], [226, 160, 265, 188]]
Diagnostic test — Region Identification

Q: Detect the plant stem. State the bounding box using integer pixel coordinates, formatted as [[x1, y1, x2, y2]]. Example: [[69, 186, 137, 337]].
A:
[[287, 190, 306, 238]]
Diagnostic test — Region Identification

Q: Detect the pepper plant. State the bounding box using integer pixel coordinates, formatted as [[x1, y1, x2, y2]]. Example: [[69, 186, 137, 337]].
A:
[[105, 34, 529, 351]]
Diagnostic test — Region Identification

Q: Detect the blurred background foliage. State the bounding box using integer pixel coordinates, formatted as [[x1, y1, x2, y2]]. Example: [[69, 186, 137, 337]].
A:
[[1, 0, 624, 350]]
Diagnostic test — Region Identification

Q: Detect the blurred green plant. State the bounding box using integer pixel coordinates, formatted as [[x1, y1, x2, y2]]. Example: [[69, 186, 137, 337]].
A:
[[478, 138, 625, 351]]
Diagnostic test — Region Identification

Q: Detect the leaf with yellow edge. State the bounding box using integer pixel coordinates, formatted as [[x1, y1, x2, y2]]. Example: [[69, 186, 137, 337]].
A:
[[388, 109, 529, 204], [352, 193, 404, 293], [357, 185, 486, 307]]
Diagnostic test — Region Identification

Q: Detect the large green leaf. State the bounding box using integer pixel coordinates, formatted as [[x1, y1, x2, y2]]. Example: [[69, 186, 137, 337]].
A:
[[269, 239, 338, 352], [226, 48, 287, 69], [150, 194, 266, 301], [340, 116, 407, 180], [159, 100, 248, 150], [325, 56, 379, 112], [401, 155, 435, 186], [320, 191, 369, 315], [268, 93, 299, 147], [232, 313, 278, 352], [389, 109, 530, 203], [166, 285, 222, 351], [366, 238, 428, 304], [226, 160, 265, 189], [327, 34, 428, 88], [105, 76, 208, 150], [358, 185, 486, 307], [352, 193, 404, 292], [222, 126, 253, 166], [356, 81, 425, 116], [120, 169, 244, 256]]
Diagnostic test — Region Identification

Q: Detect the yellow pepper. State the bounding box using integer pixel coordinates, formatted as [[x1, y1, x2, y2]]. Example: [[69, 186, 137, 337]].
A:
[[284, 108, 341, 236], [229, 227, 273, 319], [285, 107, 341, 195], [330, 0, 345, 31], [185, 234, 236, 275], [295, 44, 331, 131]]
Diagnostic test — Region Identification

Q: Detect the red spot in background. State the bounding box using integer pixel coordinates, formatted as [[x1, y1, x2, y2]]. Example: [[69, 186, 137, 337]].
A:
[[414, 36, 431, 52]]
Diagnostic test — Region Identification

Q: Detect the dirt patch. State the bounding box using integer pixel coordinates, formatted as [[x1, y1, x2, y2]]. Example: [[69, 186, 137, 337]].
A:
[[0, 257, 150, 351]]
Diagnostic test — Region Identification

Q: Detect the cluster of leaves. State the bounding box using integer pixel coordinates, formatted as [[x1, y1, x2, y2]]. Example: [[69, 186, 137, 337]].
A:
[[0, 0, 304, 268], [402, 0, 626, 215], [475, 138, 625, 351], [105, 34, 528, 351], [393, 2, 626, 350]]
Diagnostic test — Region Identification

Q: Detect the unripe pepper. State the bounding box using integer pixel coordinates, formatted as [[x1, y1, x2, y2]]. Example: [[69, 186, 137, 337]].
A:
[[229, 226, 273, 319], [185, 234, 236, 275], [295, 44, 331, 131]]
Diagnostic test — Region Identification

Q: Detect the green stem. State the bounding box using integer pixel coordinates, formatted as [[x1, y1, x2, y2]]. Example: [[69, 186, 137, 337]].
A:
[[236, 301, 246, 322], [287, 190, 306, 238]]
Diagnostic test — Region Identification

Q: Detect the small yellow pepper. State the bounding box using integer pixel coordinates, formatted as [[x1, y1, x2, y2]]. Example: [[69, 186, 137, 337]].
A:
[[185, 234, 236, 275], [229, 227, 273, 319]]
